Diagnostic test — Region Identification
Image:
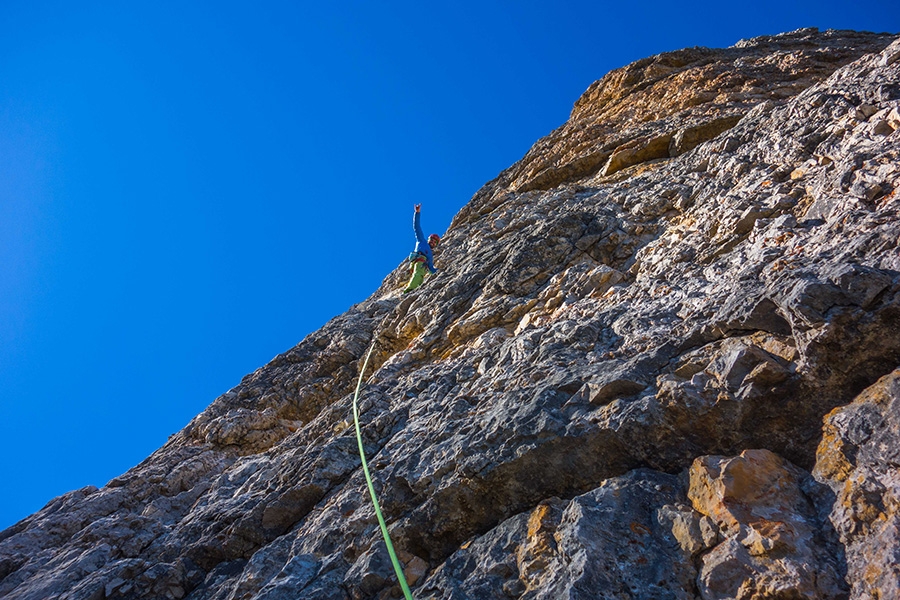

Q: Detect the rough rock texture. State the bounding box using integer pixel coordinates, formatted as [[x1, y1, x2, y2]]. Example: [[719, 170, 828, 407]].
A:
[[3, 28, 900, 600], [689, 449, 845, 599], [815, 369, 900, 599]]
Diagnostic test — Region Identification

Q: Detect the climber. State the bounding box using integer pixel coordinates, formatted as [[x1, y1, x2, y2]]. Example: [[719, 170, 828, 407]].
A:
[[402, 204, 440, 293]]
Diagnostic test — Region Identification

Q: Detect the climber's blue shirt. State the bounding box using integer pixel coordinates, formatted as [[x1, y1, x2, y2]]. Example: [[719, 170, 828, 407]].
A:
[[413, 211, 437, 273]]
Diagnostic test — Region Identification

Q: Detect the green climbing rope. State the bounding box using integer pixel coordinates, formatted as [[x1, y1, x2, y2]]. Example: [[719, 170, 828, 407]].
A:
[[352, 343, 415, 600]]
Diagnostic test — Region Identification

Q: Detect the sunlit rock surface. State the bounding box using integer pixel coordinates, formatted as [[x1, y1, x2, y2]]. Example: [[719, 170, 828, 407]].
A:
[[2, 28, 900, 600], [815, 369, 900, 600]]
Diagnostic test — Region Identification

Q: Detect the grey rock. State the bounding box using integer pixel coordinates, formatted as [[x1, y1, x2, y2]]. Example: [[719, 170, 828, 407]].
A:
[[815, 369, 900, 600], [3, 28, 900, 600], [418, 470, 700, 600], [689, 449, 847, 599]]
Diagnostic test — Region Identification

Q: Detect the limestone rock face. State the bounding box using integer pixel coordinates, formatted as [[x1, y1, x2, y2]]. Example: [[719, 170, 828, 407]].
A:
[[3, 28, 900, 600], [689, 449, 845, 599], [419, 471, 700, 599], [815, 369, 900, 600]]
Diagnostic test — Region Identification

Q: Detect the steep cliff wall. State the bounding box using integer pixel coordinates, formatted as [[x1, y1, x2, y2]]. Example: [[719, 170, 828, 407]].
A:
[[3, 28, 900, 600]]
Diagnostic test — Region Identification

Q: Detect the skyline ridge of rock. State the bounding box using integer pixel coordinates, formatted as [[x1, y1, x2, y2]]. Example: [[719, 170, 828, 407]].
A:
[[3, 27, 900, 600]]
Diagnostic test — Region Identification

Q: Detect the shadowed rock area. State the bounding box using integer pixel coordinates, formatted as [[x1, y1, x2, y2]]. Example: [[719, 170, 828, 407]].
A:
[[3, 27, 900, 600]]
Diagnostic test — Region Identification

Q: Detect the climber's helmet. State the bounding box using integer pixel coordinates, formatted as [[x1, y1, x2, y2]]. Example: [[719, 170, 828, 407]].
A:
[[428, 234, 441, 248]]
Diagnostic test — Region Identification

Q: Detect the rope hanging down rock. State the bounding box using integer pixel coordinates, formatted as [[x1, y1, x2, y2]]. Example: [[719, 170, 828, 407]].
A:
[[352, 342, 415, 600]]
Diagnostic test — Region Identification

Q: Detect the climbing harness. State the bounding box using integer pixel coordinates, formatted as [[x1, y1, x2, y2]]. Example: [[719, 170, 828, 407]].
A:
[[352, 342, 415, 600]]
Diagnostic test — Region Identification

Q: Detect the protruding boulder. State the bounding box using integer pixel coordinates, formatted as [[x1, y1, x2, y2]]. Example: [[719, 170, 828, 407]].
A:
[[689, 449, 847, 599], [815, 369, 900, 600]]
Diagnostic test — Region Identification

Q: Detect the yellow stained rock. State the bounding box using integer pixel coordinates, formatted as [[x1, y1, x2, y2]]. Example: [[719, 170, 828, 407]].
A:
[[689, 449, 801, 548]]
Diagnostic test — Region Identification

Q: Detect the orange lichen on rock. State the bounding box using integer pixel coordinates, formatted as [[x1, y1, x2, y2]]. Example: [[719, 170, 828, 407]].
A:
[[688, 449, 802, 542]]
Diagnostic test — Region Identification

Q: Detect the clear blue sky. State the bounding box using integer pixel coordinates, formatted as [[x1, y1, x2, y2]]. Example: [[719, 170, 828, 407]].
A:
[[1, 1, 897, 530]]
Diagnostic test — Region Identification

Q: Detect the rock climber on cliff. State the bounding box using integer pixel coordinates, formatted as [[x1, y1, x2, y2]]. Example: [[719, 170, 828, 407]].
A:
[[403, 204, 440, 293]]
